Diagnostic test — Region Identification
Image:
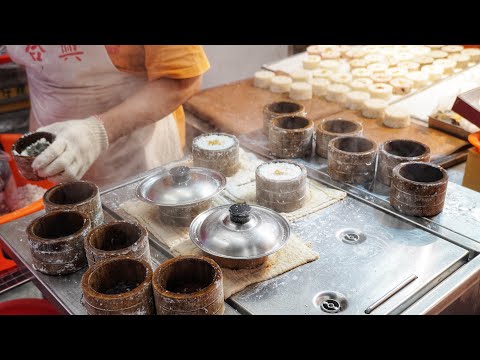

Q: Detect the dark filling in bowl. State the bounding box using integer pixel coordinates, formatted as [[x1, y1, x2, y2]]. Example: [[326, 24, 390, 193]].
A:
[[13, 132, 55, 157]]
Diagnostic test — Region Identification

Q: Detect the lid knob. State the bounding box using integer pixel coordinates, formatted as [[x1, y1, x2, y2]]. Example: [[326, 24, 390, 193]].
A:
[[229, 203, 252, 224], [170, 166, 190, 183]]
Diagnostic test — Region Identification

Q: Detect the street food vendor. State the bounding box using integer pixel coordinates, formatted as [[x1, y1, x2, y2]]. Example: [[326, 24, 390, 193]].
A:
[[6, 45, 210, 187]]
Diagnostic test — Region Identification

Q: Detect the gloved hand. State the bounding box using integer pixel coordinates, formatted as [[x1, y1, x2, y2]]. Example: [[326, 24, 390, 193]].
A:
[[32, 116, 109, 183]]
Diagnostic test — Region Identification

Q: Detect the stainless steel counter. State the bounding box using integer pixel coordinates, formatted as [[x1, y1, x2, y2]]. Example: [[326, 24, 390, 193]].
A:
[[231, 197, 468, 315], [0, 209, 239, 315], [238, 130, 480, 254], [447, 162, 466, 186], [0, 117, 475, 315], [100, 151, 469, 315], [402, 254, 480, 315]]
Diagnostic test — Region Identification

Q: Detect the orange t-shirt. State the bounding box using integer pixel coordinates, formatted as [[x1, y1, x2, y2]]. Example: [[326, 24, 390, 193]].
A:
[[104, 45, 210, 146]]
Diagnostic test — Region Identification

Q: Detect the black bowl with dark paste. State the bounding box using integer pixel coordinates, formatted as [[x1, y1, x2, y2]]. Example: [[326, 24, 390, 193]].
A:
[[12, 132, 55, 181]]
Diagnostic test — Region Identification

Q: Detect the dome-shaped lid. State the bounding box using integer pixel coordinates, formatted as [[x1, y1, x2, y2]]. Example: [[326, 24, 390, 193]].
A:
[[189, 204, 290, 259], [136, 166, 226, 207]]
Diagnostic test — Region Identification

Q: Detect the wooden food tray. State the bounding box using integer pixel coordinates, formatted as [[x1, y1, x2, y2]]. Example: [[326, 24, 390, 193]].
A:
[[185, 78, 469, 164], [323, 110, 469, 161], [185, 78, 343, 135], [428, 116, 471, 141]]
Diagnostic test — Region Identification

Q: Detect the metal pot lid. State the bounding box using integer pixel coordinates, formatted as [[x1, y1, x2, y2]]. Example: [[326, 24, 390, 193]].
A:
[[189, 203, 290, 260], [136, 166, 226, 207]]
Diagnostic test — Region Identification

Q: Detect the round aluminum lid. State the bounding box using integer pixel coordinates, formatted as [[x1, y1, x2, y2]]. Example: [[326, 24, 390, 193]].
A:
[[189, 204, 290, 260], [136, 166, 226, 207]]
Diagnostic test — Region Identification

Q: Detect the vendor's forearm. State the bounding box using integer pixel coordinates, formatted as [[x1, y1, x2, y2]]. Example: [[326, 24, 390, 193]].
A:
[[98, 76, 202, 143]]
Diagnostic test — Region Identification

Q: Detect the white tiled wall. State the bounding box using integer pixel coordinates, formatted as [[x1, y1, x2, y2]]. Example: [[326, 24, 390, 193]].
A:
[[201, 45, 289, 89]]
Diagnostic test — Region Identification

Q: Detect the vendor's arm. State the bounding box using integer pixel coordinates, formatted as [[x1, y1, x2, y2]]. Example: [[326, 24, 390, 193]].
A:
[[100, 75, 201, 144], [31, 45, 210, 183]]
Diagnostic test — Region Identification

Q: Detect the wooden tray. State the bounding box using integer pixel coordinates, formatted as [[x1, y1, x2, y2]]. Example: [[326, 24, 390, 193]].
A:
[[185, 78, 469, 161], [322, 110, 469, 161], [428, 116, 471, 140], [185, 78, 343, 135]]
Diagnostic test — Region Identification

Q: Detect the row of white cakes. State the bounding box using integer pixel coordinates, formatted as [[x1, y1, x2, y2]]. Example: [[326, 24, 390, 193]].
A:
[[304, 45, 480, 63], [253, 45, 480, 111], [255, 60, 469, 100], [255, 69, 411, 128]]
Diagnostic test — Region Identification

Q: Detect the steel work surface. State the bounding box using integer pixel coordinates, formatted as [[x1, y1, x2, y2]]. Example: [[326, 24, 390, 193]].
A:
[[238, 130, 480, 253], [0, 211, 239, 315], [101, 157, 468, 315]]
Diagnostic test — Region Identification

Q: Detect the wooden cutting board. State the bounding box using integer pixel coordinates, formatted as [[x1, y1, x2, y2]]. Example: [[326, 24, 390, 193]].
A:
[[322, 110, 469, 160], [185, 78, 343, 135], [185, 77, 468, 160]]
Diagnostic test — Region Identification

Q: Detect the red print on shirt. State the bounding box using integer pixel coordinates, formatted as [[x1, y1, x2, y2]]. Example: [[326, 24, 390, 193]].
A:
[[25, 45, 46, 62], [58, 45, 84, 62]]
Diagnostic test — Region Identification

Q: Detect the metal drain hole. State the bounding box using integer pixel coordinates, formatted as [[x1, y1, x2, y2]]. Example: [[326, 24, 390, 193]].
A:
[[321, 299, 341, 313], [344, 233, 359, 242], [313, 291, 348, 314], [336, 229, 366, 245]]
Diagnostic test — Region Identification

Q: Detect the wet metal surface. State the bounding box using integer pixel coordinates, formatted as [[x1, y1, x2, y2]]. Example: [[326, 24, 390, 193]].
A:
[[229, 197, 467, 314], [402, 254, 480, 315], [101, 155, 468, 315], [238, 130, 480, 252]]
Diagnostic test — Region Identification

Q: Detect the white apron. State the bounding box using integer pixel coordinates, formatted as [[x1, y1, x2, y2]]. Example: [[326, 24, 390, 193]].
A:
[[7, 45, 183, 187]]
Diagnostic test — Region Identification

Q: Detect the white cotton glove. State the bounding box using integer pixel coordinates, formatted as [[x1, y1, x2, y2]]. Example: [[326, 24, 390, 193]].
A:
[[32, 116, 109, 183]]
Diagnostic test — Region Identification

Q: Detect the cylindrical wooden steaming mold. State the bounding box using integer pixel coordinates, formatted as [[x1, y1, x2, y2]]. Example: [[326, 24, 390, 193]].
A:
[[152, 256, 224, 315], [43, 181, 104, 227], [192, 133, 240, 177], [81, 257, 154, 315], [84, 221, 150, 266], [256, 160, 308, 213], [12, 132, 56, 181], [328, 136, 378, 184], [316, 118, 363, 158], [263, 101, 306, 136], [390, 162, 448, 217], [377, 139, 431, 186], [269, 116, 314, 159], [26, 210, 90, 275]]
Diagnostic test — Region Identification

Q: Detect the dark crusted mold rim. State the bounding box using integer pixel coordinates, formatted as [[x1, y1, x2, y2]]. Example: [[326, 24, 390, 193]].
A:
[[82, 256, 152, 300], [86, 221, 146, 254], [44, 181, 99, 208], [318, 118, 363, 137], [152, 255, 222, 300], [27, 210, 91, 244], [329, 136, 378, 156], [393, 161, 448, 186], [380, 139, 431, 161]]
